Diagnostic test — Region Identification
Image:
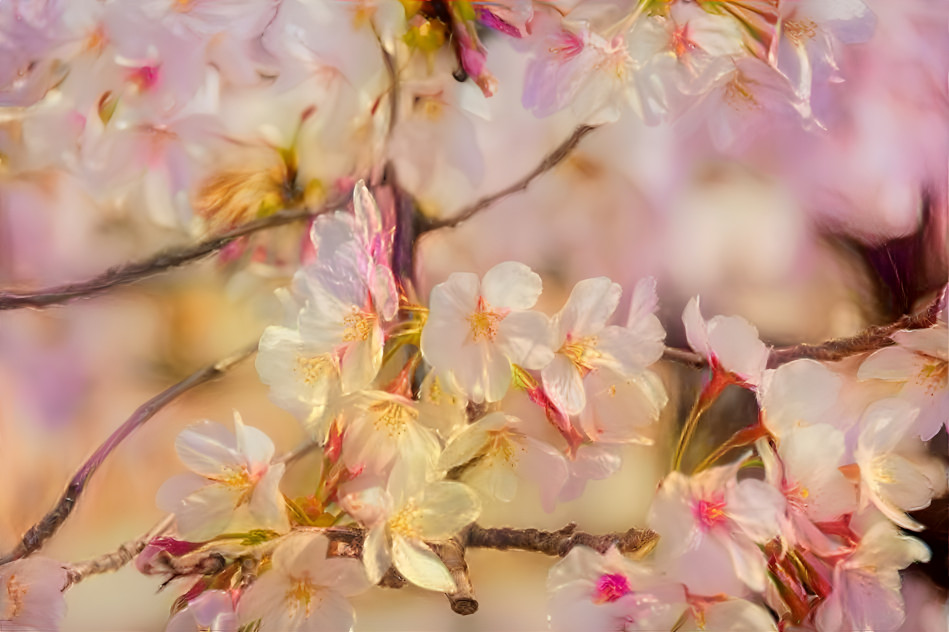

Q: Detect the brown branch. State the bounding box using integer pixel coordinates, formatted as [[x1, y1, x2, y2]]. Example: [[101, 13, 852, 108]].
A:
[[661, 290, 944, 371], [766, 292, 942, 367], [0, 195, 348, 311], [418, 125, 599, 233], [465, 522, 657, 557], [0, 343, 257, 566], [434, 535, 477, 615]]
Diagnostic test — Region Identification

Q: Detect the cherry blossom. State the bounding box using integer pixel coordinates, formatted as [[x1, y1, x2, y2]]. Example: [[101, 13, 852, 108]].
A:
[[157, 413, 290, 541], [237, 532, 369, 632], [683, 296, 769, 389], [340, 470, 480, 592], [340, 390, 441, 479], [165, 589, 238, 632], [255, 325, 341, 439], [853, 398, 943, 531], [420, 261, 554, 404], [758, 359, 844, 438], [814, 517, 930, 632], [0, 557, 67, 632], [680, 597, 779, 631], [437, 412, 569, 511], [858, 287, 949, 440], [541, 276, 665, 417], [758, 424, 857, 555], [546, 545, 687, 632], [647, 463, 785, 596]]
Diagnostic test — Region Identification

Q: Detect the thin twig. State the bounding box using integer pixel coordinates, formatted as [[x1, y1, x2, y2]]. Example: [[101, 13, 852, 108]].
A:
[[0, 195, 348, 311], [0, 343, 257, 566], [63, 515, 175, 588], [418, 125, 599, 233]]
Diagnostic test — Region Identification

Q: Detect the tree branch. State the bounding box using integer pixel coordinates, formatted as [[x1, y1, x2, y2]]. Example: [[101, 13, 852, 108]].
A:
[[63, 515, 175, 588], [465, 522, 657, 557], [0, 195, 348, 311], [661, 290, 943, 371], [417, 125, 599, 233], [0, 343, 257, 566]]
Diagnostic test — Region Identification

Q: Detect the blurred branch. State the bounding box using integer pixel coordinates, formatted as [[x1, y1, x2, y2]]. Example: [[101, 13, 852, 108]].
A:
[[661, 290, 943, 371], [0, 343, 257, 566], [0, 195, 348, 311], [418, 124, 599, 233]]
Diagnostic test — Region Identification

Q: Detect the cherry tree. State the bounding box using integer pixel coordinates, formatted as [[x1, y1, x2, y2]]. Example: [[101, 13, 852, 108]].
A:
[[0, 1, 946, 631]]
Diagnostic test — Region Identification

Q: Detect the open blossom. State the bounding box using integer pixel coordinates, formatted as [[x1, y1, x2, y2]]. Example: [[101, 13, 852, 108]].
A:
[[255, 325, 341, 440], [542, 276, 665, 417], [858, 287, 948, 440], [814, 518, 930, 632], [437, 412, 569, 511], [237, 533, 369, 632], [759, 359, 844, 438], [647, 464, 785, 596], [165, 590, 238, 632], [157, 414, 289, 541], [341, 390, 441, 478], [340, 470, 480, 592], [758, 424, 857, 555], [854, 398, 941, 531], [683, 296, 769, 388], [0, 557, 67, 632], [680, 597, 778, 632], [420, 261, 553, 403], [546, 546, 686, 632]]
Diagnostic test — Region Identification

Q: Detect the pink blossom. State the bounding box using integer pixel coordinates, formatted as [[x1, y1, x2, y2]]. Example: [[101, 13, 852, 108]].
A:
[[0, 557, 68, 632]]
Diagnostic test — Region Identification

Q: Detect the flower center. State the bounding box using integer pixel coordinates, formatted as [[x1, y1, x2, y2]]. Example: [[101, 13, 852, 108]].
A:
[[692, 497, 728, 531], [916, 358, 948, 396], [388, 501, 421, 538], [295, 354, 335, 386], [370, 400, 417, 437], [784, 18, 818, 45], [593, 573, 632, 604], [723, 75, 759, 111], [2, 574, 25, 620], [285, 578, 321, 619], [561, 336, 599, 373], [467, 297, 506, 343], [342, 306, 376, 342]]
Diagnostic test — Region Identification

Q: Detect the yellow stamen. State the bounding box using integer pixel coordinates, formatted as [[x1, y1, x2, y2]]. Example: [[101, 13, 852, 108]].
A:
[[342, 306, 375, 342]]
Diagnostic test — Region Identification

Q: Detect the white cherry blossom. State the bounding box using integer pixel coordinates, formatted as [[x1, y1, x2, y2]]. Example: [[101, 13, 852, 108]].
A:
[[339, 470, 480, 593], [814, 518, 930, 632], [0, 557, 67, 632], [683, 296, 769, 388], [858, 287, 948, 440], [546, 545, 687, 632], [237, 532, 369, 632], [437, 412, 569, 511], [157, 413, 290, 541], [647, 463, 785, 596], [854, 398, 942, 531], [541, 276, 665, 417], [255, 325, 341, 440], [758, 359, 844, 438], [420, 261, 554, 404]]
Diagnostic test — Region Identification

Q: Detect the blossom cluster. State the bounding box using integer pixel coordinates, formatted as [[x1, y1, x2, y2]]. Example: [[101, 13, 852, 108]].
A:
[[114, 184, 945, 631]]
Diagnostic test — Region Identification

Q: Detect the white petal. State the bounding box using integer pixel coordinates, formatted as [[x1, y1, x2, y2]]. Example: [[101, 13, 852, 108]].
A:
[[175, 421, 242, 477], [761, 359, 840, 437], [362, 524, 391, 585], [706, 315, 768, 385], [248, 463, 290, 534], [233, 414, 275, 467], [858, 346, 926, 381], [416, 481, 481, 539], [726, 479, 785, 543], [390, 534, 456, 592], [498, 310, 554, 370], [173, 484, 243, 541], [481, 261, 542, 310], [542, 353, 586, 416], [556, 277, 621, 339], [682, 296, 710, 357]]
